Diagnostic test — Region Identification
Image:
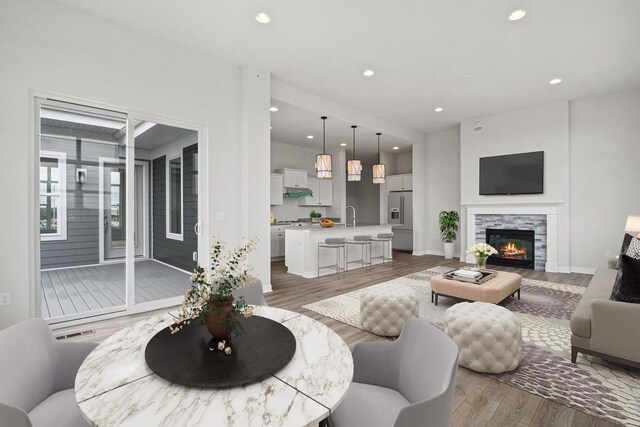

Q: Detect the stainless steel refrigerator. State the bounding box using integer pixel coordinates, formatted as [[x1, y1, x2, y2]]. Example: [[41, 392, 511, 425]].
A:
[[388, 191, 413, 251]]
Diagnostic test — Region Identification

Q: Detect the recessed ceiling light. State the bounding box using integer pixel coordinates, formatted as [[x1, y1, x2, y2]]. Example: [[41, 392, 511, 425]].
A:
[[363, 70, 375, 77], [509, 9, 526, 21], [434, 107, 444, 112], [255, 13, 271, 24], [306, 135, 314, 139], [269, 106, 278, 112], [549, 78, 562, 85], [340, 143, 347, 147], [393, 146, 399, 150]]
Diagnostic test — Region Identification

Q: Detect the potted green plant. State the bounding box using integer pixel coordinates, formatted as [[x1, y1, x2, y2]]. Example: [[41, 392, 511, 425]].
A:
[[310, 210, 322, 223], [439, 211, 460, 259]]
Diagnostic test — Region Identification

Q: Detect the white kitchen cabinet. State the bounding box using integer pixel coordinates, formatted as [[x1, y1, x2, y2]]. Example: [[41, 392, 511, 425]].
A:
[[270, 173, 283, 205], [281, 168, 308, 189], [318, 179, 333, 205], [299, 178, 333, 206], [270, 226, 286, 258], [387, 174, 412, 191]]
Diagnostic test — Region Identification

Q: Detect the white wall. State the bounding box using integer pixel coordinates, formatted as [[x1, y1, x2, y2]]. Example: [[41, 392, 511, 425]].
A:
[[426, 128, 462, 256], [0, 0, 269, 328], [460, 102, 571, 269], [396, 153, 413, 174], [569, 88, 640, 270]]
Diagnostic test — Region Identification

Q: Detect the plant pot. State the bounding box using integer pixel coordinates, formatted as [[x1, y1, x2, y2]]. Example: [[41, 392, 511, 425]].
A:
[[203, 296, 237, 339], [443, 242, 455, 259]]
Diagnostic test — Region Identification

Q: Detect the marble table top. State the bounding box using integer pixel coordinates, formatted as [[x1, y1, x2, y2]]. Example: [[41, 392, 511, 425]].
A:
[[75, 306, 353, 427]]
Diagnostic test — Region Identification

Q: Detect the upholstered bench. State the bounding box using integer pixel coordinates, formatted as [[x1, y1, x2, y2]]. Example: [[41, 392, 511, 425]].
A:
[[444, 302, 522, 373], [360, 284, 419, 336], [430, 271, 521, 305]]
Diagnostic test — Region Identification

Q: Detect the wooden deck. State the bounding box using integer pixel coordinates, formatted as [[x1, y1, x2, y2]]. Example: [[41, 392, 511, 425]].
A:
[[41, 260, 190, 319]]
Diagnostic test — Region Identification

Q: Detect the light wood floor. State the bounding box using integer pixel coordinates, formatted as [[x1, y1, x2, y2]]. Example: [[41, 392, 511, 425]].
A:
[[59, 252, 617, 427]]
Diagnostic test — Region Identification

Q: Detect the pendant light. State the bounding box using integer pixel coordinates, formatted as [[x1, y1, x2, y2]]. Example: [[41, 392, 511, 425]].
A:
[[372, 132, 386, 184], [315, 116, 332, 179], [347, 125, 362, 181]]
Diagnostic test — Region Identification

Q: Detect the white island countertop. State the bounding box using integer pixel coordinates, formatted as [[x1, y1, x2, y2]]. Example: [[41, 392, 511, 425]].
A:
[[285, 225, 393, 278]]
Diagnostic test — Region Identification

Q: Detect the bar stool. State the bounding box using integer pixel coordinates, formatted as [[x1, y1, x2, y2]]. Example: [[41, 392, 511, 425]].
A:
[[346, 235, 373, 272], [318, 238, 347, 278], [371, 232, 394, 264]]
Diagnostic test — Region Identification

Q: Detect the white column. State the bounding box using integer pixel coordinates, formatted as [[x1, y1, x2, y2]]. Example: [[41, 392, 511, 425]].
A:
[[412, 142, 429, 255], [240, 67, 272, 292]]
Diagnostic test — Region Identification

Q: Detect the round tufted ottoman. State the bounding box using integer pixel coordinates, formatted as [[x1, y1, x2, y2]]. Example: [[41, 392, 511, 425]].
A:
[[444, 302, 522, 373], [360, 284, 419, 336]]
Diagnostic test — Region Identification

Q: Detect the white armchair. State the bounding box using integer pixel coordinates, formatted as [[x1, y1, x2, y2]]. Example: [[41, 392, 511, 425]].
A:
[[0, 318, 97, 427], [329, 317, 459, 427]]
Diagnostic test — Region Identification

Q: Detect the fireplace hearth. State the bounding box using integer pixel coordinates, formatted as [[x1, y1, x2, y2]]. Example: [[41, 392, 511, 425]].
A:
[[486, 228, 535, 269]]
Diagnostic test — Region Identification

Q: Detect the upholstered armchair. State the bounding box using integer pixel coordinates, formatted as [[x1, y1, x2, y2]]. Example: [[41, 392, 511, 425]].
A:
[[233, 279, 268, 306], [0, 318, 97, 427], [329, 318, 459, 427]]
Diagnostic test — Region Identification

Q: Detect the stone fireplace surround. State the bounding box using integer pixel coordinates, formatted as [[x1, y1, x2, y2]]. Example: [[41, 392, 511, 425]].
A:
[[479, 215, 546, 270], [464, 205, 559, 272]]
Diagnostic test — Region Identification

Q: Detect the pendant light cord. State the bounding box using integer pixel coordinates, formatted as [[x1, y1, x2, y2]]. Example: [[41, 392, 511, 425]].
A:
[[321, 116, 327, 155], [377, 133, 381, 164], [351, 125, 357, 160]]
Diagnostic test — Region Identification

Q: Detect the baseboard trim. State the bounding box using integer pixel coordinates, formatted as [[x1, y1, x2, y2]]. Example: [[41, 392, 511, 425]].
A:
[[262, 281, 273, 293], [569, 266, 597, 275]]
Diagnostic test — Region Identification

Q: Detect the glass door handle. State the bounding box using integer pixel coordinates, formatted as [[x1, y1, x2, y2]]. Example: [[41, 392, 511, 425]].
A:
[[104, 215, 109, 233], [194, 222, 202, 236]]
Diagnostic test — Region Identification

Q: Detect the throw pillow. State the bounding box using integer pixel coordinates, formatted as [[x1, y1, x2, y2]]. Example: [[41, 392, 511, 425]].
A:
[[620, 233, 633, 257], [626, 235, 640, 259], [610, 254, 640, 304]]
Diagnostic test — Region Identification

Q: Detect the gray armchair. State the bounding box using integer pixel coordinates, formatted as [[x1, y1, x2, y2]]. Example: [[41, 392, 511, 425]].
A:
[[329, 318, 459, 427], [233, 279, 268, 306], [0, 318, 97, 427]]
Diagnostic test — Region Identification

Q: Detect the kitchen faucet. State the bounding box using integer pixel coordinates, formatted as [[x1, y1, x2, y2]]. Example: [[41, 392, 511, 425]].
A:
[[346, 205, 356, 227]]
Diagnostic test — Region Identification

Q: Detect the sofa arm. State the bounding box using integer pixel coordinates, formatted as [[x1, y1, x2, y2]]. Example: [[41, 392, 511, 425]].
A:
[[591, 299, 640, 364], [352, 341, 400, 389], [0, 402, 32, 427], [53, 341, 98, 391]]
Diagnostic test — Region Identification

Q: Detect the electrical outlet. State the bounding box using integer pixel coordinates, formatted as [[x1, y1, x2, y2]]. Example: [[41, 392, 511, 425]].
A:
[[0, 292, 10, 306], [192, 252, 198, 262]]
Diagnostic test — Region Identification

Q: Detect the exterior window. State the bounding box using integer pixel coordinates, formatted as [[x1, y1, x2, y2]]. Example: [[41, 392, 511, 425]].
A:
[[40, 151, 67, 241], [166, 155, 183, 240]]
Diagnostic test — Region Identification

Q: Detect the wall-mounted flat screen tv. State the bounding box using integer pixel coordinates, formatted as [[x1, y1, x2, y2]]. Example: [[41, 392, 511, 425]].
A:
[[479, 151, 544, 195]]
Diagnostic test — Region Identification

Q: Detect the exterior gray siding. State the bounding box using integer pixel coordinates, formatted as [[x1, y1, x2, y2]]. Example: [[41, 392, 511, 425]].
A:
[[40, 136, 123, 269], [152, 143, 198, 272]]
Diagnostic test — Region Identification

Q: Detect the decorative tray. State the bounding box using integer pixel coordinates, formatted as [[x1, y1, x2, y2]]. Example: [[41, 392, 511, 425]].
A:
[[442, 269, 497, 284]]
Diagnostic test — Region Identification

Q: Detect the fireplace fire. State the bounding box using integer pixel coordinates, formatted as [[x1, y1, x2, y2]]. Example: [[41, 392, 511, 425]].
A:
[[500, 242, 528, 259], [486, 228, 535, 269]]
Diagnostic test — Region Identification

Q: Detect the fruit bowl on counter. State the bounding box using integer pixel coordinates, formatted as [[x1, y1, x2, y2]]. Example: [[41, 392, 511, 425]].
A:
[[320, 219, 335, 228]]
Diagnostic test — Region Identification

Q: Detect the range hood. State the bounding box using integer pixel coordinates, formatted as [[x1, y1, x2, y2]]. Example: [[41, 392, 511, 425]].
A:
[[284, 187, 313, 197]]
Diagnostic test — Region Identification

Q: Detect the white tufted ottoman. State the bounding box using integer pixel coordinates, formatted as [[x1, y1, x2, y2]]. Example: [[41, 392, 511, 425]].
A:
[[444, 302, 522, 373], [360, 284, 419, 336]]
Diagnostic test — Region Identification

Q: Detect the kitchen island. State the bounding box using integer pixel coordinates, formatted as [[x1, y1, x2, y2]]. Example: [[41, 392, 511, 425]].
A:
[[285, 225, 393, 278]]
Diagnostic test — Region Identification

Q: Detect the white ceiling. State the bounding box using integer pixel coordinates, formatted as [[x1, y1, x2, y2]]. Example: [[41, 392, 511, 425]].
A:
[[57, 0, 640, 135], [270, 100, 411, 155]]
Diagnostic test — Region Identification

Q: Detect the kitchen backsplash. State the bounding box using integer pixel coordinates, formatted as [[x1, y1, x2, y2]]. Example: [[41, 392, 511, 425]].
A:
[[271, 197, 328, 222]]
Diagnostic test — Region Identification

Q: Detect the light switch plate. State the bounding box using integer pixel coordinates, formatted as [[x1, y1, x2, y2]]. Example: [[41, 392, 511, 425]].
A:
[[0, 292, 10, 306], [192, 252, 198, 262]]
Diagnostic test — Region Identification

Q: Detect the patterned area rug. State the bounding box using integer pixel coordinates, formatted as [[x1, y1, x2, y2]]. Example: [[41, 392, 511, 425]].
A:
[[303, 267, 640, 426]]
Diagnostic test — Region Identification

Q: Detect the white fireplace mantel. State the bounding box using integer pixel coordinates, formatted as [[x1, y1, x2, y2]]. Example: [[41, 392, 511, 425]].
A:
[[463, 205, 559, 272]]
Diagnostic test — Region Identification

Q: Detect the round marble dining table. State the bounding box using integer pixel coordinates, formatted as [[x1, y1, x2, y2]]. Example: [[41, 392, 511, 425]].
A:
[[74, 306, 354, 427]]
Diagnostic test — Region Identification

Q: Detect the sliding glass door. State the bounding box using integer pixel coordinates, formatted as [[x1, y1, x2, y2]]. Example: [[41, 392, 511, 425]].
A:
[[36, 98, 202, 324]]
